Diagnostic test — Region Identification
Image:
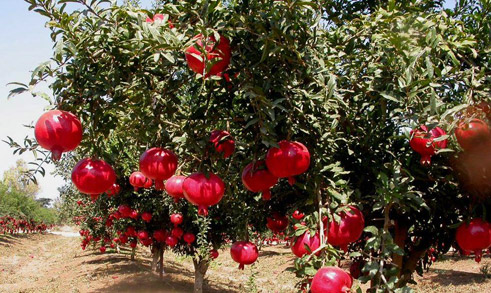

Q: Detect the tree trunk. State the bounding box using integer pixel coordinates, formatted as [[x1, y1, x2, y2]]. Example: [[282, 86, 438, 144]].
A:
[[397, 248, 427, 287], [393, 221, 408, 275], [193, 258, 209, 293], [159, 247, 164, 278], [151, 246, 159, 272], [131, 247, 136, 261]]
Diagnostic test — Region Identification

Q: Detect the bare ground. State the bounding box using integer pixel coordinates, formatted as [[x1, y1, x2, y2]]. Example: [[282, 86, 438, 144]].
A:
[[0, 232, 489, 293]]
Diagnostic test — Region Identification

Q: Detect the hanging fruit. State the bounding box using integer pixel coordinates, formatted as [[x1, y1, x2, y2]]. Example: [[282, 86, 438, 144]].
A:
[[183, 172, 225, 216], [266, 213, 289, 233], [170, 213, 183, 226], [165, 175, 186, 202], [241, 160, 278, 200], [455, 218, 491, 263], [71, 158, 116, 199], [266, 140, 310, 185], [106, 183, 120, 197], [326, 205, 365, 252], [311, 267, 353, 293], [409, 125, 448, 166], [139, 147, 178, 190], [291, 231, 321, 258], [185, 34, 231, 78], [34, 110, 83, 161], [455, 119, 490, 151], [292, 210, 305, 220], [230, 241, 258, 270], [129, 171, 147, 191], [210, 130, 235, 158], [183, 232, 196, 245]]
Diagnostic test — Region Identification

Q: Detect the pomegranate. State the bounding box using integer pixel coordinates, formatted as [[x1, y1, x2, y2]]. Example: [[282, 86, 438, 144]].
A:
[[126, 226, 137, 237], [210, 130, 235, 158], [137, 231, 149, 241], [210, 249, 219, 259], [139, 147, 178, 190], [143, 178, 153, 189], [455, 119, 490, 151], [266, 213, 289, 233], [130, 241, 137, 248], [129, 210, 139, 220], [165, 236, 178, 247], [129, 171, 147, 191], [171, 227, 184, 239], [292, 210, 304, 220], [153, 230, 167, 242], [241, 160, 278, 200], [456, 218, 491, 263], [34, 110, 83, 161], [118, 205, 132, 218], [266, 140, 311, 185], [106, 183, 120, 197], [141, 212, 152, 223], [183, 232, 196, 245], [409, 125, 448, 166], [100, 246, 106, 253], [230, 241, 259, 270], [165, 175, 186, 202], [311, 267, 353, 293], [291, 231, 321, 257], [170, 213, 183, 226], [72, 158, 116, 197], [326, 206, 365, 252], [185, 34, 231, 78], [119, 234, 128, 244], [183, 172, 225, 216]]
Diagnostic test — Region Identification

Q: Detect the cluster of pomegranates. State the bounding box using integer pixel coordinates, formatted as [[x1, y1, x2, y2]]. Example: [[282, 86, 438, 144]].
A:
[[0, 216, 50, 235]]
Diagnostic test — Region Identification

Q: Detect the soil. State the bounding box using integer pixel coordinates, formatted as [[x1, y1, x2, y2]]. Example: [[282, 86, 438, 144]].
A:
[[0, 229, 489, 293]]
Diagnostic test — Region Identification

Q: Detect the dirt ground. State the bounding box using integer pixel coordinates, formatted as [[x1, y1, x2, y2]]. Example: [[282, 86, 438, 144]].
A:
[[0, 231, 489, 293]]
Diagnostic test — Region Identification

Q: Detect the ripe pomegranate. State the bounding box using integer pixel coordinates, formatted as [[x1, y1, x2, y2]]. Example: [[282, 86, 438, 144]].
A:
[[165, 236, 178, 247], [72, 158, 116, 196], [106, 183, 120, 197], [311, 267, 353, 293], [210, 249, 219, 259], [266, 140, 311, 185], [130, 241, 137, 248], [34, 110, 83, 161], [170, 213, 183, 226], [266, 213, 289, 233], [292, 210, 304, 220], [143, 178, 153, 189], [291, 231, 321, 257], [210, 130, 235, 158], [129, 171, 147, 191], [165, 175, 186, 202], [126, 226, 137, 237], [326, 205, 365, 252], [100, 246, 106, 253], [183, 232, 196, 245], [141, 212, 152, 223], [171, 227, 184, 239], [185, 34, 231, 78], [230, 241, 259, 270], [455, 119, 490, 151], [119, 234, 128, 244], [139, 147, 178, 190], [241, 160, 278, 200], [456, 218, 491, 263], [409, 125, 448, 166], [137, 231, 149, 241], [130, 210, 139, 220], [153, 230, 167, 243], [118, 205, 132, 218], [183, 172, 225, 216]]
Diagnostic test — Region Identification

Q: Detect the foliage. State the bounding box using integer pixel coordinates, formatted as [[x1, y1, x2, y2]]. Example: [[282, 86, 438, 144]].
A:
[[6, 0, 490, 292]]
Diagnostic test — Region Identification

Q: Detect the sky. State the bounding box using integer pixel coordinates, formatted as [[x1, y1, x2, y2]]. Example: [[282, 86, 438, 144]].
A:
[[0, 0, 456, 201]]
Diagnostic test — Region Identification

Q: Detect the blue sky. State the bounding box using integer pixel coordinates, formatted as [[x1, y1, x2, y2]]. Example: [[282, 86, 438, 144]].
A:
[[0, 0, 456, 201]]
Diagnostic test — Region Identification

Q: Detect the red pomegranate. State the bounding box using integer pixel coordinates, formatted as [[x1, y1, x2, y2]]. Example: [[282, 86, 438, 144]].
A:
[[230, 241, 259, 270], [99, 246, 106, 253], [409, 125, 448, 166], [311, 267, 353, 293], [137, 230, 149, 241], [326, 205, 365, 252], [118, 205, 132, 218], [141, 212, 152, 223], [119, 234, 128, 244], [130, 210, 139, 219], [183, 172, 225, 216], [126, 226, 137, 237], [129, 171, 147, 191], [171, 227, 184, 239], [210, 130, 235, 158], [34, 110, 83, 161], [291, 231, 321, 257], [72, 158, 116, 196], [183, 232, 196, 245], [139, 147, 178, 190], [130, 241, 137, 248], [456, 218, 491, 263], [185, 34, 231, 78], [455, 119, 490, 151], [170, 213, 183, 226], [143, 178, 153, 189], [292, 210, 304, 220], [153, 230, 167, 242], [266, 140, 311, 185], [106, 183, 120, 197], [165, 175, 186, 202], [165, 236, 178, 247], [266, 213, 289, 233], [241, 160, 278, 200], [210, 249, 219, 259]]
